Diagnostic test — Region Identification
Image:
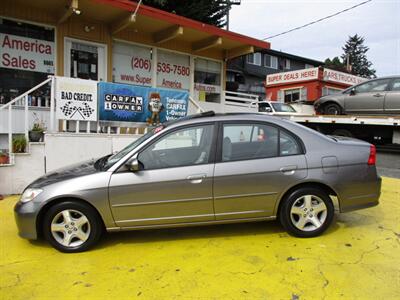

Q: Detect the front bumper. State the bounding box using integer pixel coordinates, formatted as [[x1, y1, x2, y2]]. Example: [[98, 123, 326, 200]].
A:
[[14, 200, 41, 240]]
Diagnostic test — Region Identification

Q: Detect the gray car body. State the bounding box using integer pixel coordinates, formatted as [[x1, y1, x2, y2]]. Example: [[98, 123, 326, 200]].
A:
[[314, 76, 400, 114], [15, 114, 381, 239]]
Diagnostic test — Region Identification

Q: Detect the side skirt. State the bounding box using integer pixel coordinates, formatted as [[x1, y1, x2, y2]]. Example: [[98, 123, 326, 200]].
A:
[[106, 216, 277, 232]]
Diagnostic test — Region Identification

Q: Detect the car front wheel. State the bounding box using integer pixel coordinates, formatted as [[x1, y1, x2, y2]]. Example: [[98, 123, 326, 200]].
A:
[[43, 201, 103, 252], [324, 103, 342, 115], [279, 187, 334, 237]]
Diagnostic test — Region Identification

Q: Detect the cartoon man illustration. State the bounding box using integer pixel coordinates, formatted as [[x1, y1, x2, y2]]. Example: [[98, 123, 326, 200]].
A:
[[147, 92, 164, 125]]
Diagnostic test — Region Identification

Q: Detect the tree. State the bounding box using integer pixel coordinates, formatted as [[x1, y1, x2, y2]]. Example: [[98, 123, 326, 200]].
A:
[[341, 34, 376, 78], [141, 0, 231, 28], [324, 56, 347, 72]]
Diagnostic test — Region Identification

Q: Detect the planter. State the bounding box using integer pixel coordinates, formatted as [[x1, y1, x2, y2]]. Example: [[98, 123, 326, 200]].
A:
[[29, 130, 44, 142], [0, 155, 9, 164]]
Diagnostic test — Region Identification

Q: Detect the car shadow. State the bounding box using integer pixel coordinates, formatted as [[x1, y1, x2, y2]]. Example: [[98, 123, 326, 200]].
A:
[[28, 214, 355, 251]]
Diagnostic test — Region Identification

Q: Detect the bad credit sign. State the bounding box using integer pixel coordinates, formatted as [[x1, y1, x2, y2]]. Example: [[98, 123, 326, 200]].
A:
[[266, 68, 319, 85], [0, 33, 55, 74]]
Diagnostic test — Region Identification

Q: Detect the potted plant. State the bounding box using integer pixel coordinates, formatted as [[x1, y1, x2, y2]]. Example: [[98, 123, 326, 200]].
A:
[[12, 135, 27, 153], [0, 150, 9, 164], [29, 113, 46, 142]]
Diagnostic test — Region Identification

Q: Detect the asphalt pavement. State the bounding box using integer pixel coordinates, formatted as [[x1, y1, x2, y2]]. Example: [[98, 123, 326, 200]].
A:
[[376, 152, 400, 178]]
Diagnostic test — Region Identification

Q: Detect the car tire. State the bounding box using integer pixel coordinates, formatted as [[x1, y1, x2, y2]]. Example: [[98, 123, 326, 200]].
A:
[[324, 103, 342, 115], [42, 201, 103, 253], [279, 187, 334, 238]]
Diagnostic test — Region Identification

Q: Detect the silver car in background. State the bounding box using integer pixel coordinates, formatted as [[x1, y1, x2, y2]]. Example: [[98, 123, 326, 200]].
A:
[[14, 112, 381, 252], [314, 76, 400, 115]]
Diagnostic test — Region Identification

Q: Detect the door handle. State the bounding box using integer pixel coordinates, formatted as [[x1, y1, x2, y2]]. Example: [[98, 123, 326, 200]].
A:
[[373, 93, 383, 97], [187, 174, 206, 184], [280, 165, 297, 175]]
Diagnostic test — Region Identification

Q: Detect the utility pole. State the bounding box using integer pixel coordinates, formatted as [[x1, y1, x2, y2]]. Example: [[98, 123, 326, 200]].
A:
[[226, 0, 241, 31]]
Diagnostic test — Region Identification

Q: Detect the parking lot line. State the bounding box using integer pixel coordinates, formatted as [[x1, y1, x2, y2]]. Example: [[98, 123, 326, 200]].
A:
[[1, 177, 399, 299]]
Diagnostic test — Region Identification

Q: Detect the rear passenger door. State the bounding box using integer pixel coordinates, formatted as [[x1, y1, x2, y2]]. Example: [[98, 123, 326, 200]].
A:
[[384, 78, 400, 113], [213, 122, 307, 220]]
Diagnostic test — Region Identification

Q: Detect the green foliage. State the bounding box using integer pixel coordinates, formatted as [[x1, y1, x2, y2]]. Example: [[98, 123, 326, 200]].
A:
[[31, 112, 46, 132], [324, 56, 347, 72], [142, 0, 231, 27], [12, 135, 27, 153], [341, 34, 376, 78], [0, 150, 8, 158]]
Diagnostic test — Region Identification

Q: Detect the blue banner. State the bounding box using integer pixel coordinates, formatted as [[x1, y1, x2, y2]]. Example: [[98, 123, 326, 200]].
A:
[[98, 82, 189, 124]]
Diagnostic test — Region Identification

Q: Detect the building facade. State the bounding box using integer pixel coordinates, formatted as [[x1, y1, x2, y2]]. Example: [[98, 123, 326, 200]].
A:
[[265, 67, 366, 103], [226, 48, 323, 98], [0, 0, 269, 108]]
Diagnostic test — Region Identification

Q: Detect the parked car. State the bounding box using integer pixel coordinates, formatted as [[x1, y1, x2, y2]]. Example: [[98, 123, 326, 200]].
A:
[[314, 76, 400, 115], [15, 112, 381, 252], [258, 101, 301, 115]]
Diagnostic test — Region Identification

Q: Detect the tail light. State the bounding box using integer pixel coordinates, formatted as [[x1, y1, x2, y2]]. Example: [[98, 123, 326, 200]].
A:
[[367, 144, 376, 165]]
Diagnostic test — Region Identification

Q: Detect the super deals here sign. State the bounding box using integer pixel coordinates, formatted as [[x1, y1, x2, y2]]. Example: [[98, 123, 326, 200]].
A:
[[55, 77, 98, 121], [0, 33, 55, 74]]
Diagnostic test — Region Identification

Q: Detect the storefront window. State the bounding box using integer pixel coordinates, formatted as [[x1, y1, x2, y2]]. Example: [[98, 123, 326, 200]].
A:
[[279, 88, 307, 103], [322, 86, 343, 96], [0, 18, 55, 106], [112, 41, 152, 87], [157, 50, 190, 90], [194, 58, 221, 102]]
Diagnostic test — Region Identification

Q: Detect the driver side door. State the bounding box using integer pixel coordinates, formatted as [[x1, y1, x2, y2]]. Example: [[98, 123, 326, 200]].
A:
[[108, 123, 216, 227]]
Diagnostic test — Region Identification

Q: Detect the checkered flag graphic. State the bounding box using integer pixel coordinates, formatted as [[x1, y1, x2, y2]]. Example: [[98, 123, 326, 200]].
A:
[[78, 102, 95, 118], [60, 101, 95, 120], [60, 101, 76, 117]]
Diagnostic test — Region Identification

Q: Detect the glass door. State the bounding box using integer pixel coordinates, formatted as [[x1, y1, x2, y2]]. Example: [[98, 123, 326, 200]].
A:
[[64, 38, 106, 81]]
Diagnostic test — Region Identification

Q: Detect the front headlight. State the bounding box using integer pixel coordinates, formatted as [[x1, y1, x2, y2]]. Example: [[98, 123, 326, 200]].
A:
[[20, 188, 43, 203]]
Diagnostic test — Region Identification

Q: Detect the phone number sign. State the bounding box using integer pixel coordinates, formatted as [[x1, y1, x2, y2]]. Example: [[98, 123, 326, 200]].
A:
[[157, 50, 190, 90], [113, 42, 152, 87]]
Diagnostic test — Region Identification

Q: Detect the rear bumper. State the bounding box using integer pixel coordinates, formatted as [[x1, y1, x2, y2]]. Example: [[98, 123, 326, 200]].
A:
[[14, 201, 40, 240], [339, 176, 381, 213]]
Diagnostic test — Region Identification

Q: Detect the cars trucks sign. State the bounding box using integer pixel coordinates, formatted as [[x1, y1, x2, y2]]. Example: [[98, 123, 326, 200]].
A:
[[55, 77, 98, 121], [266, 68, 319, 85], [0, 33, 55, 73], [323, 68, 366, 86]]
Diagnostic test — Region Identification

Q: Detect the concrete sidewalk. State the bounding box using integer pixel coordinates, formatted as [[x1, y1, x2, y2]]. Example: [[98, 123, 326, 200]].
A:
[[1, 178, 399, 299]]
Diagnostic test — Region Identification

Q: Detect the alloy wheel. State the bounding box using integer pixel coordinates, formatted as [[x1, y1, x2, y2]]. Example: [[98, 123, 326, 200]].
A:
[[50, 209, 91, 248], [289, 195, 328, 232]]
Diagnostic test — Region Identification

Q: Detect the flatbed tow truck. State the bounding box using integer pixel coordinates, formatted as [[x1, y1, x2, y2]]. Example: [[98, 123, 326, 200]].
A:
[[286, 113, 400, 151]]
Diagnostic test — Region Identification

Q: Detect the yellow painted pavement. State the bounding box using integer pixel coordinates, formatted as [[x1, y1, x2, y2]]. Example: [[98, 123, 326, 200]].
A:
[[0, 177, 399, 299]]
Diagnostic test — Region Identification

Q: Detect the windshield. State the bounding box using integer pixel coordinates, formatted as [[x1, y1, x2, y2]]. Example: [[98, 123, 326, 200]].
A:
[[98, 127, 161, 170], [271, 103, 296, 112]]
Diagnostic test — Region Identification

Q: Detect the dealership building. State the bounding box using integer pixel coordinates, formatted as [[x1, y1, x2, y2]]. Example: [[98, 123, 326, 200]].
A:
[[265, 67, 366, 103], [0, 0, 268, 110]]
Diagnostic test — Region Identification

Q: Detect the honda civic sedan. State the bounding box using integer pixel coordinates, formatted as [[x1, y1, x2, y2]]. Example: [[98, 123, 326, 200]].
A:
[[15, 112, 381, 252]]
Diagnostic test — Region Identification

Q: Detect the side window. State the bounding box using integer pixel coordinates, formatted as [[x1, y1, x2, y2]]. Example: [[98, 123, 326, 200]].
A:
[[355, 79, 391, 93], [222, 124, 278, 161], [138, 125, 214, 170], [280, 130, 302, 156], [391, 79, 400, 91]]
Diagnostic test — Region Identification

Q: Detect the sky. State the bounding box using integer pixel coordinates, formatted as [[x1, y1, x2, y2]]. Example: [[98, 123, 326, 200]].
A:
[[229, 0, 400, 76]]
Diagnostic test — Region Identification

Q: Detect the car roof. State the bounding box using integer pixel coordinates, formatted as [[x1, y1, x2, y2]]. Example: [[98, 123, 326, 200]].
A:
[[165, 111, 290, 127]]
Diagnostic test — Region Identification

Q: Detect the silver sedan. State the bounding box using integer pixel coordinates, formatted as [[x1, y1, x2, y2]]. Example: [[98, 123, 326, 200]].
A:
[[14, 112, 381, 252]]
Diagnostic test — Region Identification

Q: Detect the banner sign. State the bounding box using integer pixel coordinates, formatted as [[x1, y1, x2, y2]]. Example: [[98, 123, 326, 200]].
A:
[[112, 42, 152, 86], [55, 77, 98, 121], [157, 50, 190, 90], [98, 82, 188, 123], [266, 68, 319, 85], [0, 33, 55, 74], [323, 68, 366, 86]]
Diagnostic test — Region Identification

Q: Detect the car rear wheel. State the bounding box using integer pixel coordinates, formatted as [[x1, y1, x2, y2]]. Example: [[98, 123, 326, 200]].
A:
[[43, 201, 103, 253], [279, 187, 334, 237], [324, 103, 342, 115]]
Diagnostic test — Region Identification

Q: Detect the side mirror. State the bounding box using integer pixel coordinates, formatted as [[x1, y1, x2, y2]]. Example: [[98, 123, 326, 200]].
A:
[[350, 88, 356, 96], [126, 158, 140, 172]]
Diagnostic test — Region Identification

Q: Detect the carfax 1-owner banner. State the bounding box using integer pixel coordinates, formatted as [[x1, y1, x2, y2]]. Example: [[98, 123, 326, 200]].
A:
[[55, 77, 98, 121], [98, 82, 188, 123]]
